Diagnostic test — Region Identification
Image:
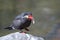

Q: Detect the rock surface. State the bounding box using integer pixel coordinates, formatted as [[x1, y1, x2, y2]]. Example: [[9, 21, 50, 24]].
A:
[[0, 32, 44, 40]]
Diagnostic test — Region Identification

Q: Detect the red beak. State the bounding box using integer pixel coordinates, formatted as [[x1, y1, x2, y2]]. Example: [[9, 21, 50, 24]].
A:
[[28, 15, 33, 20], [28, 15, 35, 24]]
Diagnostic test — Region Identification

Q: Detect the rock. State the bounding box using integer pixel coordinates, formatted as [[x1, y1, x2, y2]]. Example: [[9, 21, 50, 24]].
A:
[[0, 32, 44, 40]]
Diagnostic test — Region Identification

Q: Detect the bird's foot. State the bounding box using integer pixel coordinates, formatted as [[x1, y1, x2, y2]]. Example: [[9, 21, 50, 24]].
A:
[[24, 28, 29, 31], [20, 31, 27, 33]]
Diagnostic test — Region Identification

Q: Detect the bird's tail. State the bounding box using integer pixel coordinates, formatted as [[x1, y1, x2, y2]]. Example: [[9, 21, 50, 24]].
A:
[[4, 27, 13, 30]]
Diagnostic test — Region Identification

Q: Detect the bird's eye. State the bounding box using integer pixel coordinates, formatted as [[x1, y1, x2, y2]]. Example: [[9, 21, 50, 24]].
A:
[[24, 13, 28, 16]]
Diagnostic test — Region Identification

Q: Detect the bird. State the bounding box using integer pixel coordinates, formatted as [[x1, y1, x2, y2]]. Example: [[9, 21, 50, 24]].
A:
[[5, 12, 35, 33]]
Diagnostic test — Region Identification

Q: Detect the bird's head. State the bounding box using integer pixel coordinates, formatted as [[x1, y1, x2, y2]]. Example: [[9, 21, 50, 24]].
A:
[[23, 12, 35, 24]]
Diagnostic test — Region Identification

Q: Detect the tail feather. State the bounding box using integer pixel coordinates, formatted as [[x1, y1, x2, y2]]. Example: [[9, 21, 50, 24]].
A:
[[4, 27, 13, 30]]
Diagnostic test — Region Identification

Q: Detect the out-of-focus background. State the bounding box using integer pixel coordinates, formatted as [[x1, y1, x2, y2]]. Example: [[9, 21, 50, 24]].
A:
[[0, 0, 60, 40]]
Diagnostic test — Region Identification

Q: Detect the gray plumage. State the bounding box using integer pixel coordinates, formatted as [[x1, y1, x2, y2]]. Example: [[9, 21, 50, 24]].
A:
[[5, 12, 32, 31]]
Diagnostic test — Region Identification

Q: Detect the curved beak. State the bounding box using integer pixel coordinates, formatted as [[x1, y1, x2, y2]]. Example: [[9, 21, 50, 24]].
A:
[[28, 15, 35, 24]]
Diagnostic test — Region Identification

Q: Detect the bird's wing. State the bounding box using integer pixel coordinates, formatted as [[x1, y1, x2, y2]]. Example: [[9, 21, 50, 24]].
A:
[[11, 18, 26, 29], [11, 19, 22, 29]]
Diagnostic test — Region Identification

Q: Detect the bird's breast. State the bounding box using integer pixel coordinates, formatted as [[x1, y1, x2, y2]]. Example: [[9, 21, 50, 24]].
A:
[[18, 19, 31, 29]]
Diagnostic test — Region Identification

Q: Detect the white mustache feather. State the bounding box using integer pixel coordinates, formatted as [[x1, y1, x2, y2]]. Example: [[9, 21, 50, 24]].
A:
[[32, 18, 35, 24]]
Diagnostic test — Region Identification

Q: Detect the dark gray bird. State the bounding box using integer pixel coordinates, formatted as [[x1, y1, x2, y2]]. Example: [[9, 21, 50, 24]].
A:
[[5, 12, 35, 32]]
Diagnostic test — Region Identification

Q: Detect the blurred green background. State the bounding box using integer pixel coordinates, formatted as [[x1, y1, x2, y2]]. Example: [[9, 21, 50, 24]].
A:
[[0, 0, 60, 37]]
